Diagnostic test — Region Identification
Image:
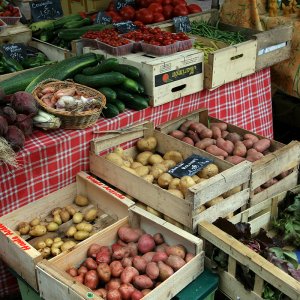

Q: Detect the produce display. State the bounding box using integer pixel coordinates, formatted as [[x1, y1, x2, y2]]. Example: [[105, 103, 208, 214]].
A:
[[193, 40, 219, 62], [167, 120, 293, 194], [65, 225, 195, 298], [0, 1, 20, 18]]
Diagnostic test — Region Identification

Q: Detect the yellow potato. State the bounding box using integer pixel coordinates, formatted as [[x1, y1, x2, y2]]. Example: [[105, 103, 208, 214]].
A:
[[53, 237, 62, 243], [192, 175, 200, 182], [136, 136, 157, 152], [61, 241, 77, 252], [74, 230, 90, 241], [150, 165, 165, 179], [113, 146, 124, 157], [146, 206, 162, 218], [36, 241, 46, 250], [60, 209, 70, 223], [47, 222, 59, 232], [121, 166, 138, 176], [205, 196, 224, 208], [52, 241, 64, 249], [29, 225, 47, 237], [152, 163, 168, 172], [39, 247, 51, 258], [72, 212, 83, 224], [18, 222, 30, 235], [53, 213, 62, 225], [142, 174, 154, 183], [167, 189, 184, 199], [163, 151, 183, 163], [76, 222, 93, 232], [148, 154, 164, 165], [197, 164, 219, 179], [51, 247, 61, 256], [162, 159, 176, 169], [123, 160, 131, 168], [75, 195, 89, 207], [30, 218, 40, 227], [194, 205, 206, 214], [157, 173, 173, 188], [66, 226, 77, 237], [45, 238, 54, 247], [179, 176, 196, 196], [135, 166, 150, 177], [64, 205, 77, 216], [222, 186, 242, 198], [135, 151, 153, 166], [168, 178, 180, 190], [131, 162, 143, 169], [84, 208, 98, 222], [51, 207, 62, 216], [105, 152, 124, 167]]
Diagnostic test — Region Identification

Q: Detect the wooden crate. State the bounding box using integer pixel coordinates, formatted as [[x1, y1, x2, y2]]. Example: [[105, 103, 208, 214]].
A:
[[82, 47, 204, 107], [0, 23, 32, 44], [0, 171, 134, 291], [89, 122, 251, 232], [198, 185, 300, 300], [36, 205, 204, 300], [157, 109, 300, 207]]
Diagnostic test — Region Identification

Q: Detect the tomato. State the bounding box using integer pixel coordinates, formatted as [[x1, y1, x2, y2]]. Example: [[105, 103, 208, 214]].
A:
[[172, 0, 186, 5], [162, 5, 173, 19], [152, 13, 165, 23], [172, 4, 189, 16], [106, 0, 115, 11], [120, 5, 135, 20], [136, 8, 153, 24], [139, 0, 151, 8], [187, 4, 202, 14], [148, 3, 163, 13], [162, 0, 172, 5]]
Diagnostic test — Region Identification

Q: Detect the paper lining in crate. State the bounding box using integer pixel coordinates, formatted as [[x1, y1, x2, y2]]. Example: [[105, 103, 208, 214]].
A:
[[156, 108, 300, 207], [89, 121, 251, 233], [36, 205, 204, 300], [198, 185, 300, 300], [0, 172, 134, 291], [82, 46, 204, 107]]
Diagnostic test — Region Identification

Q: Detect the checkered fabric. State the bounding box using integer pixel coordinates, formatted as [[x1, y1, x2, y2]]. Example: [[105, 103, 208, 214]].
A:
[[0, 68, 272, 296]]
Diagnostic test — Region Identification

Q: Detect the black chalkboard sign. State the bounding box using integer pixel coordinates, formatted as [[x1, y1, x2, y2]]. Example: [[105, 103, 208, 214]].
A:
[[114, 21, 137, 33], [94, 11, 112, 25], [1, 43, 27, 62], [30, 0, 63, 22], [114, 0, 136, 11], [173, 16, 191, 33], [168, 154, 213, 178]]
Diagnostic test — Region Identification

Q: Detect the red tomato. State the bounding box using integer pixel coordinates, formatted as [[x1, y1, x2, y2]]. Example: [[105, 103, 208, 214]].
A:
[[133, 20, 145, 27], [148, 3, 163, 13], [173, 4, 189, 16], [120, 5, 135, 20], [172, 0, 186, 5], [152, 13, 165, 23], [162, 0, 172, 5], [139, 0, 151, 8], [106, 0, 115, 11], [162, 5, 173, 19], [136, 8, 153, 24], [187, 4, 202, 14]]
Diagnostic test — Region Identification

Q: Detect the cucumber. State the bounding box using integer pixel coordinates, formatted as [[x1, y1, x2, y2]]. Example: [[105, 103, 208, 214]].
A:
[[102, 103, 119, 118], [53, 14, 83, 29], [98, 87, 117, 102], [74, 72, 126, 88], [25, 53, 101, 93], [82, 58, 118, 75], [132, 94, 150, 104], [120, 77, 140, 93], [119, 91, 149, 111], [137, 81, 145, 94], [111, 64, 140, 79], [63, 18, 91, 29], [114, 88, 135, 102], [114, 99, 126, 113]]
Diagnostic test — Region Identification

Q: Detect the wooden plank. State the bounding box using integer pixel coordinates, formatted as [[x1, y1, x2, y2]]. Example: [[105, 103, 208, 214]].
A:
[[247, 211, 271, 234], [0, 24, 32, 44], [253, 275, 264, 296], [227, 256, 236, 276], [198, 221, 300, 299]]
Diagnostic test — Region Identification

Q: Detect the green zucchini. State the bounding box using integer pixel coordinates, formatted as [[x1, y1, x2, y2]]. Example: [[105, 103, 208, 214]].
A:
[[120, 78, 140, 93], [53, 14, 83, 29], [102, 103, 119, 118], [74, 72, 126, 88], [114, 99, 126, 113], [25, 53, 101, 93], [63, 18, 91, 29], [0, 65, 50, 94], [82, 58, 118, 75], [98, 87, 117, 102], [111, 64, 140, 79]]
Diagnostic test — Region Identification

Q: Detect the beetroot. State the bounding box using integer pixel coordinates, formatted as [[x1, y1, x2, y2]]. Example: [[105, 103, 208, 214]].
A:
[[0, 115, 8, 136], [2, 106, 16, 124], [15, 114, 33, 136], [0, 88, 5, 103], [11, 92, 38, 116], [5, 125, 25, 151]]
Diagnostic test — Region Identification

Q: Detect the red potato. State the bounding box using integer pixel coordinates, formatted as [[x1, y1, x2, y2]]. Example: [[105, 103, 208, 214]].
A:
[[96, 249, 112, 264], [153, 233, 164, 245], [242, 139, 254, 149], [211, 126, 222, 139], [277, 170, 291, 179], [74, 273, 85, 284], [78, 266, 88, 275], [225, 132, 242, 144], [100, 246, 111, 254], [133, 275, 153, 289], [131, 290, 144, 300], [225, 155, 245, 165], [84, 258, 98, 270], [169, 130, 185, 140], [66, 267, 78, 277], [233, 141, 247, 157], [181, 136, 194, 146], [165, 245, 186, 259], [142, 289, 152, 296], [188, 122, 207, 134], [165, 255, 186, 271], [195, 138, 215, 150], [246, 149, 264, 162], [187, 129, 200, 143], [254, 187, 263, 194], [118, 239, 128, 247], [106, 278, 121, 291], [210, 122, 227, 131], [216, 155, 224, 160], [142, 252, 156, 263], [179, 120, 194, 133], [262, 178, 278, 188], [112, 243, 123, 252], [121, 266, 139, 284], [216, 138, 234, 154], [221, 130, 229, 139], [110, 261, 124, 278], [84, 270, 99, 290], [158, 261, 174, 281], [112, 246, 130, 260], [205, 145, 228, 158], [87, 243, 102, 258], [93, 288, 107, 298], [253, 139, 271, 153], [97, 263, 111, 283], [243, 133, 259, 143], [122, 257, 133, 267], [127, 242, 138, 257], [185, 253, 195, 263], [146, 262, 159, 280], [155, 243, 169, 253], [107, 289, 122, 300], [198, 128, 213, 139], [138, 234, 155, 254], [118, 226, 142, 243], [133, 256, 147, 273], [119, 283, 135, 300], [151, 252, 168, 262]]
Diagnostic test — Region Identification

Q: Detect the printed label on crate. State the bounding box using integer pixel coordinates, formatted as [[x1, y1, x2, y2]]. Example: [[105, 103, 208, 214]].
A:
[[258, 42, 287, 56], [114, 21, 137, 33], [173, 16, 191, 33], [30, 0, 63, 22], [114, 0, 136, 11], [168, 154, 213, 178], [94, 11, 112, 25], [155, 63, 202, 87], [1, 43, 27, 62]]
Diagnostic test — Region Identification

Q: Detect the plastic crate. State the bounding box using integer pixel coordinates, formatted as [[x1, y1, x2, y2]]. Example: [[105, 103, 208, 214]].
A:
[[177, 38, 195, 52], [0, 7, 21, 25], [97, 39, 134, 56], [141, 41, 178, 56], [0, 19, 7, 32], [80, 37, 98, 49]]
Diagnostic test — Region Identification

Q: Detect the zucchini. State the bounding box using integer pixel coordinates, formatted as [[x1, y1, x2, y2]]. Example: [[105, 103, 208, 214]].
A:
[[53, 14, 83, 29], [63, 18, 91, 29], [98, 87, 117, 102], [120, 78, 140, 93], [114, 99, 126, 113], [102, 103, 119, 118], [111, 64, 140, 79], [0, 65, 50, 94], [82, 58, 118, 75], [74, 72, 126, 88], [25, 53, 101, 93]]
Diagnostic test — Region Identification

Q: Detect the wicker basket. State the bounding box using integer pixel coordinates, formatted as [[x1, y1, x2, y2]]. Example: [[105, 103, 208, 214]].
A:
[[32, 80, 106, 130]]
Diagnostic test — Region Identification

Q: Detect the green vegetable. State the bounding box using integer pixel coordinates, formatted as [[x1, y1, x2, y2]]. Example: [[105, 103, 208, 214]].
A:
[[1, 54, 23, 72], [114, 99, 126, 113], [82, 58, 118, 75], [53, 14, 83, 29], [114, 88, 135, 102], [29, 20, 56, 32], [121, 92, 149, 111], [111, 64, 140, 79], [102, 103, 119, 118], [120, 78, 140, 93], [21, 53, 47, 69], [63, 18, 91, 29], [98, 87, 117, 102], [33, 109, 61, 130], [136, 81, 145, 94], [39, 30, 55, 42]]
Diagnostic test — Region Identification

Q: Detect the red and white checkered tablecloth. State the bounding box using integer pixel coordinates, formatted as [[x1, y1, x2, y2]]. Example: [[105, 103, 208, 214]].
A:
[[0, 68, 272, 297]]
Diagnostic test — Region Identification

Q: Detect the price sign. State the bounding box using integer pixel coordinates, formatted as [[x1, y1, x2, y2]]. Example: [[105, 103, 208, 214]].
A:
[[114, 0, 136, 11], [173, 16, 191, 33], [114, 21, 137, 33], [1, 43, 27, 62], [94, 11, 112, 25], [168, 154, 213, 178], [30, 0, 63, 22]]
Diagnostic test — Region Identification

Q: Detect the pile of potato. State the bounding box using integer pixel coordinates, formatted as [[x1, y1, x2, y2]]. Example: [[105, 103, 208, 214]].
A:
[[66, 226, 194, 300], [16, 195, 99, 258]]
